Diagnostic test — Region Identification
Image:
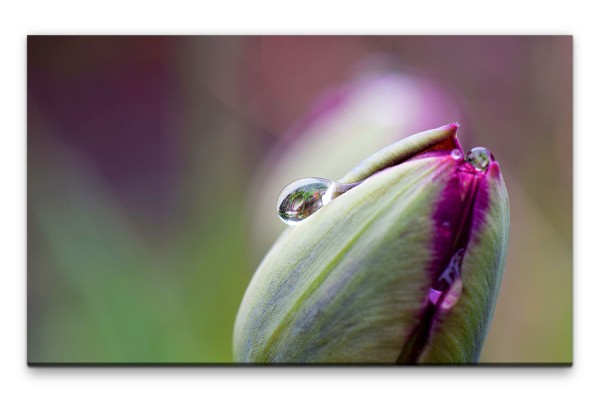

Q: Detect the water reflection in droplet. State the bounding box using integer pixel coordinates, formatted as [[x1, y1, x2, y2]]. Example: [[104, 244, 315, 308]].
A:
[[465, 147, 493, 172], [276, 178, 360, 225]]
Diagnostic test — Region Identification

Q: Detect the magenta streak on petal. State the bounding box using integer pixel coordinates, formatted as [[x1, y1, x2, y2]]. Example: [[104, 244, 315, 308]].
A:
[[467, 162, 494, 236], [431, 166, 480, 296], [428, 156, 463, 280], [397, 151, 495, 364]]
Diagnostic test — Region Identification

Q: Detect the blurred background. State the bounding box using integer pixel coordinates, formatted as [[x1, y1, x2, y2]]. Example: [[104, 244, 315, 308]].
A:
[[27, 36, 572, 363]]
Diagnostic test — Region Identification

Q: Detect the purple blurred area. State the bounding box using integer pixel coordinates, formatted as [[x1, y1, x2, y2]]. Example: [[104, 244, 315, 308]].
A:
[[29, 37, 178, 236], [28, 36, 572, 363]]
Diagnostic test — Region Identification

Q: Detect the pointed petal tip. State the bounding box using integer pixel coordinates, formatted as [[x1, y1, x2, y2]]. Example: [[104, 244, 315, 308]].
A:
[[444, 122, 460, 132], [436, 122, 462, 153]]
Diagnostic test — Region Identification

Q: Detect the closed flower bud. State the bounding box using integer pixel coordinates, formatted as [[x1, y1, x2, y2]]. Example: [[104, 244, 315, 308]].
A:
[[233, 124, 510, 364]]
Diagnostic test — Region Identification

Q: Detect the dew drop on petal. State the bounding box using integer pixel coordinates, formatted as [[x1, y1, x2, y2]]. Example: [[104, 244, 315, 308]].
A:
[[440, 279, 463, 310], [276, 178, 359, 225], [429, 248, 464, 309], [465, 147, 494, 172], [450, 149, 463, 161]]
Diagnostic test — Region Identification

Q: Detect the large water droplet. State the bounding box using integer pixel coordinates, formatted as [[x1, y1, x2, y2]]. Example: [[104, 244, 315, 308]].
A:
[[465, 147, 494, 172], [277, 178, 359, 225]]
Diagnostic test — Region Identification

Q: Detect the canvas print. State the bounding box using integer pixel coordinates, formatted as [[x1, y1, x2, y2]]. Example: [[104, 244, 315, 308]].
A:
[[27, 36, 572, 365]]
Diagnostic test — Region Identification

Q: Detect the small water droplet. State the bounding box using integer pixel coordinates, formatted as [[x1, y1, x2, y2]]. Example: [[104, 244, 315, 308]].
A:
[[465, 147, 493, 172], [435, 248, 464, 290], [277, 178, 359, 225], [429, 248, 464, 309], [440, 279, 462, 310], [450, 149, 463, 160]]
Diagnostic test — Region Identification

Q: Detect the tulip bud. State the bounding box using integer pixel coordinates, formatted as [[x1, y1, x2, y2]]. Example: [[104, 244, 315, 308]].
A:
[[233, 124, 509, 364]]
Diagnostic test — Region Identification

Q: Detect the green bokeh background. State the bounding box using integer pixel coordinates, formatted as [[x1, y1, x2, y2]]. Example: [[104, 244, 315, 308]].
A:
[[27, 36, 572, 363]]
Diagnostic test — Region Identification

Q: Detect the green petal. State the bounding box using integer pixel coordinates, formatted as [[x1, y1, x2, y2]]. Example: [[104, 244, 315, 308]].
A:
[[233, 156, 458, 363]]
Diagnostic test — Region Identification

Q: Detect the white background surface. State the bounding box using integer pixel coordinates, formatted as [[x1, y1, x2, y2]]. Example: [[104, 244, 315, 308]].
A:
[[1, 1, 594, 399]]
